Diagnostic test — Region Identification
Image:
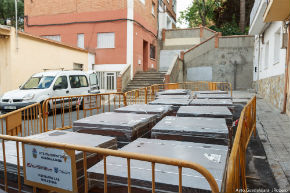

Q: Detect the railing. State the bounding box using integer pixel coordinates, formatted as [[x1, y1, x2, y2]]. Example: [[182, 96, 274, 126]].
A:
[[0, 134, 220, 193], [0, 103, 42, 137], [0, 81, 238, 193], [42, 93, 126, 131], [226, 96, 256, 193]]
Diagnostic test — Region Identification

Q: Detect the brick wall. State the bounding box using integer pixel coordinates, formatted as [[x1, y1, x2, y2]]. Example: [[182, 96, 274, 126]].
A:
[[25, 0, 127, 16]]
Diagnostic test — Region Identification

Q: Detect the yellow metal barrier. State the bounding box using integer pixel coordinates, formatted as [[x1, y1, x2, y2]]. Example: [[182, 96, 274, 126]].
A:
[[42, 93, 126, 131], [0, 103, 42, 137], [0, 134, 220, 193], [0, 81, 240, 193], [226, 96, 256, 193]]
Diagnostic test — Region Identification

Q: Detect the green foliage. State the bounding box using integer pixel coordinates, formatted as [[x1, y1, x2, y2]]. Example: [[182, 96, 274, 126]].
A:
[[178, 0, 221, 27], [0, 0, 24, 29], [209, 16, 248, 36]]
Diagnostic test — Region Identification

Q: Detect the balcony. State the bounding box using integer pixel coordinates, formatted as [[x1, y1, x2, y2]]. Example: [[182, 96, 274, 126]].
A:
[[263, 0, 290, 22], [249, 0, 268, 35]]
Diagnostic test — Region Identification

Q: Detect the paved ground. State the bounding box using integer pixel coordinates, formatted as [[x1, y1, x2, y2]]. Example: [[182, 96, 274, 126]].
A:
[[256, 97, 290, 191]]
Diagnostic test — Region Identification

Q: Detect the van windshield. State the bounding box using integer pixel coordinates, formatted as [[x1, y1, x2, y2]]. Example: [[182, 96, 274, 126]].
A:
[[21, 76, 55, 89]]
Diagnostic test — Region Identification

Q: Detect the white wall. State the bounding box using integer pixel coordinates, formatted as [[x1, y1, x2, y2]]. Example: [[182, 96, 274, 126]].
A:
[[253, 21, 286, 81]]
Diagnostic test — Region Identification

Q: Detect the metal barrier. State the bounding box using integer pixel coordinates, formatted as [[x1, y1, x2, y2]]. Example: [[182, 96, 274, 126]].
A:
[[42, 93, 126, 132], [226, 96, 256, 193], [0, 134, 220, 193], [0, 81, 237, 193], [0, 103, 42, 137]]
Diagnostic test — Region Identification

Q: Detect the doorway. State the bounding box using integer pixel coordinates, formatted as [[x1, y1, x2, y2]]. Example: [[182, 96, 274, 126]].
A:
[[143, 40, 149, 71]]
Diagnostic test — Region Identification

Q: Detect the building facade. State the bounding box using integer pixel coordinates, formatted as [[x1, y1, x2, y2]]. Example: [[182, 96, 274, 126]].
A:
[[249, 0, 290, 114], [24, 0, 177, 91], [0, 25, 88, 95]]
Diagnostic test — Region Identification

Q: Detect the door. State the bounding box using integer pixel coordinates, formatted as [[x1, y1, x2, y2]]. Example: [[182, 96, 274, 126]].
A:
[[69, 75, 89, 96], [105, 72, 116, 90], [143, 40, 149, 71], [52, 76, 69, 108]]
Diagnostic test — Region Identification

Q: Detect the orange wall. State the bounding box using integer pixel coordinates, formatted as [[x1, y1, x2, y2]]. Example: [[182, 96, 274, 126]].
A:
[[25, 10, 127, 65], [24, 0, 161, 73]]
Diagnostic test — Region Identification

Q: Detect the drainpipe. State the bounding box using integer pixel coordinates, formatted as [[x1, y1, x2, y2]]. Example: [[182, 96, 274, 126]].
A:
[[15, 0, 18, 51], [282, 22, 290, 114], [256, 35, 261, 93]]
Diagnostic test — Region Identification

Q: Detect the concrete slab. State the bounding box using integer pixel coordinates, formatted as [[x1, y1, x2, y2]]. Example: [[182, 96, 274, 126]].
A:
[[88, 138, 228, 193], [177, 106, 233, 128], [156, 95, 192, 99], [151, 116, 228, 145], [196, 94, 232, 99], [149, 99, 192, 111], [194, 90, 228, 95], [177, 106, 232, 119], [190, 99, 233, 107], [73, 112, 158, 147], [114, 104, 173, 119], [156, 89, 191, 95]]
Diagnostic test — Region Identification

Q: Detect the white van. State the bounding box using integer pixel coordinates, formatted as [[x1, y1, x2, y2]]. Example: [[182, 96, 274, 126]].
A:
[[0, 70, 100, 112]]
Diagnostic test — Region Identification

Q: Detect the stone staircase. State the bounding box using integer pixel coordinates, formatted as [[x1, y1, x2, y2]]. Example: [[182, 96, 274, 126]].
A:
[[124, 71, 166, 91]]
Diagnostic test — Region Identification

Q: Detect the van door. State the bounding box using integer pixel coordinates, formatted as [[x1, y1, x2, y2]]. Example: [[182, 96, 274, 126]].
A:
[[88, 72, 100, 94], [69, 75, 90, 96], [51, 76, 69, 108]]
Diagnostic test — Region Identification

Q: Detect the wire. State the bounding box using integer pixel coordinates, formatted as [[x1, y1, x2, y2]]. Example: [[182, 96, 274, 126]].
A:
[[24, 16, 158, 39]]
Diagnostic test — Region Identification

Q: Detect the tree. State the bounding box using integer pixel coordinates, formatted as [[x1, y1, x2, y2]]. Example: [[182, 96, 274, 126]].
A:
[[179, 0, 221, 27], [0, 0, 24, 29], [239, 0, 246, 32]]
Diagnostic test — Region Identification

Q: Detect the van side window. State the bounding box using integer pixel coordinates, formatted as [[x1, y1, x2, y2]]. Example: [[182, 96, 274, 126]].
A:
[[54, 76, 68, 90], [69, 75, 88, 88]]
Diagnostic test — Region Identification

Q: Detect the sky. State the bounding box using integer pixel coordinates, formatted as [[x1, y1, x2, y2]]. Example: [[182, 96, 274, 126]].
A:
[[176, 0, 193, 28]]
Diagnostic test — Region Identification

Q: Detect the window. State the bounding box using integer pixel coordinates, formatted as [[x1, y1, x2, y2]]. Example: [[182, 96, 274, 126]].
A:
[[172, 0, 176, 13], [77, 33, 85, 48], [97, 33, 115, 48], [69, 75, 88, 88], [54, 76, 68, 90], [264, 41, 269, 69], [139, 0, 145, 4], [152, 2, 155, 16], [106, 73, 115, 90], [273, 29, 281, 64], [41, 35, 61, 42], [73, 63, 83, 71], [89, 73, 98, 86], [150, 44, 156, 59]]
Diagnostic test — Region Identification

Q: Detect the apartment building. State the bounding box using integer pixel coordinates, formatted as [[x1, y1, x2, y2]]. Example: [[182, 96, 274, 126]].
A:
[[249, 0, 290, 114], [24, 0, 177, 91]]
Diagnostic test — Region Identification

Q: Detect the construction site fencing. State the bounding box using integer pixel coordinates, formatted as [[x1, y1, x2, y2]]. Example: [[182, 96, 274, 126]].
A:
[[0, 103, 42, 137], [0, 134, 220, 193], [0, 81, 240, 193], [42, 93, 126, 132], [226, 96, 256, 193]]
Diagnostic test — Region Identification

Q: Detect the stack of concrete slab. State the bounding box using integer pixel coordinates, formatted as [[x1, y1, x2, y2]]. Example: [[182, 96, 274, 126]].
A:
[[88, 138, 228, 193], [73, 112, 158, 147], [114, 104, 174, 119], [0, 130, 117, 190], [177, 106, 233, 128], [156, 89, 191, 96], [151, 116, 228, 145]]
